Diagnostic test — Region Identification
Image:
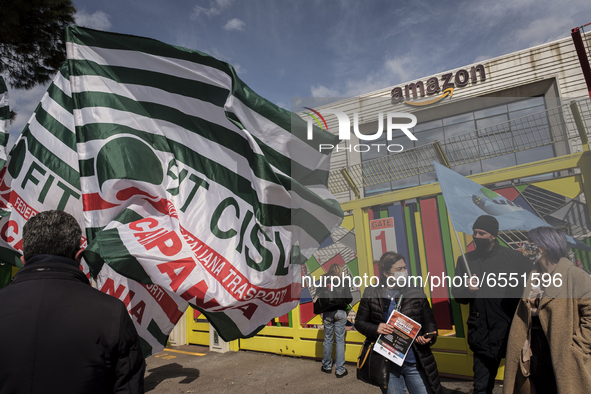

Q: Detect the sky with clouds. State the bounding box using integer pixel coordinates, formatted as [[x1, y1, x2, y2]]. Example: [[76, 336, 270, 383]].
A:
[[5, 0, 591, 144]]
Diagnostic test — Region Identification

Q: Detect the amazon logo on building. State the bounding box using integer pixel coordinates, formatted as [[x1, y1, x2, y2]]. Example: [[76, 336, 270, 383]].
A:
[[391, 64, 487, 107]]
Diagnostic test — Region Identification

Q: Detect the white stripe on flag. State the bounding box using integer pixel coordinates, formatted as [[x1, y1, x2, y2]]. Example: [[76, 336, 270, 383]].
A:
[[67, 43, 233, 89]]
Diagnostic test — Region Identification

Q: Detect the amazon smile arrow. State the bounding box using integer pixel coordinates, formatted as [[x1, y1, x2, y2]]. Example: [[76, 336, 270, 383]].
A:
[[404, 87, 454, 107]]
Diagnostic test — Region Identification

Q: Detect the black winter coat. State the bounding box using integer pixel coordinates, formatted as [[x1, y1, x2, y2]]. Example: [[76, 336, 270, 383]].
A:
[[451, 241, 531, 359], [355, 285, 443, 394], [0, 255, 146, 394], [320, 274, 353, 313]]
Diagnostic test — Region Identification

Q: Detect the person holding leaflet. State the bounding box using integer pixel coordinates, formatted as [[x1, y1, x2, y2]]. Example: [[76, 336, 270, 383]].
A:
[[355, 252, 442, 394]]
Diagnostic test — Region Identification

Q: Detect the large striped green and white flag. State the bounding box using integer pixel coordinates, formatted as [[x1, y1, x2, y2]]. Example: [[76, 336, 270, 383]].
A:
[[0, 26, 342, 356]]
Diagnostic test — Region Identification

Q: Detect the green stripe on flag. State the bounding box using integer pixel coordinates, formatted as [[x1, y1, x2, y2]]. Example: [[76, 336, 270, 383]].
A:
[[198, 307, 266, 342], [69, 59, 229, 107], [46, 82, 74, 115], [147, 319, 169, 346], [114, 208, 144, 225], [22, 125, 80, 189], [0, 247, 23, 268], [79, 158, 94, 176], [66, 26, 233, 77], [34, 106, 76, 149], [231, 75, 338, 149], [225, 111, 324, 183], [138, 336, 153, 358], [83, 249, 105, 278], [0, 106, 9, 120], [58, 63, 70, 81], [86, 226, 152, 285], [290, 245, 308, 266]]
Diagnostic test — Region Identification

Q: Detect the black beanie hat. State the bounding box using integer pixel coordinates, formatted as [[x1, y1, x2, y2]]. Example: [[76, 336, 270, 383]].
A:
[[472, 215, 499, 237]]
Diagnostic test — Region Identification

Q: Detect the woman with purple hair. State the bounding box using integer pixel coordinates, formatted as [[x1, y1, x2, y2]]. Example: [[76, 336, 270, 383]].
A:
[[504, 226, 591, 394]]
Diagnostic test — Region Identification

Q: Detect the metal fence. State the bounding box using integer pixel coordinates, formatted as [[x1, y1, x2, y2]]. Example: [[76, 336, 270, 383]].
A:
[[328, 98, 591, 196]]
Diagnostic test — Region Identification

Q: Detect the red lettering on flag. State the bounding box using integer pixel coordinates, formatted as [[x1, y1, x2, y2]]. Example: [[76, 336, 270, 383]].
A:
[[142, 284, 184, 323], [157, 258, 196, 292], [144, 230, 182, 256], [9, 193, 38, 220], [180, 280, 221, 309], [99, 278, 127, 299], [1, 220, 18, 244], [123, 290, 135, 307], [180, 226, 292, 307], [129, 300, 146, 325]]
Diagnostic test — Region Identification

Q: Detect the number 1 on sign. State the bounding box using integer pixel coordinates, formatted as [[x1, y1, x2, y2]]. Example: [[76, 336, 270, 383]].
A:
[[375, 231, 387, 255]]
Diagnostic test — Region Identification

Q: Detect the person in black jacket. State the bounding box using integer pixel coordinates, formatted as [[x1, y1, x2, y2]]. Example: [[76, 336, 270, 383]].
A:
[[451, 215, 530, 394], [320, 263, 353, 378], [0, 210, 145, 394], [355, 252, 442, 394]]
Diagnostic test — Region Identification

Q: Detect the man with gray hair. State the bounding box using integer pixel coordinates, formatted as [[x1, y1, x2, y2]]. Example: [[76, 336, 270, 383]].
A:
[[0, 210, 145, 393]]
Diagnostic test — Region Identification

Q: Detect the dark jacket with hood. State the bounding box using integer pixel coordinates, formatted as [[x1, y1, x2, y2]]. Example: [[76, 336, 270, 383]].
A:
[[0, 254, 145, 394], [355, 284, 443, 394], [451, 240, 531, 359]]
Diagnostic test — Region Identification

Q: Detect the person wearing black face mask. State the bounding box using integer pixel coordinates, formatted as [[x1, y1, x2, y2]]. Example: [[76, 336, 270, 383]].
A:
[[452, 215, 531, 394]]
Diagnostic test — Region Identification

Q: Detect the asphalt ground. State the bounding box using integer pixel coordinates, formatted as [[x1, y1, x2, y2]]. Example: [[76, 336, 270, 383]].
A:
[[145, 345, 503, 393]]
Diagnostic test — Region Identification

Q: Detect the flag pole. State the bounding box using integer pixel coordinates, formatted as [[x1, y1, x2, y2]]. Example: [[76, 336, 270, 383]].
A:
[[454, 230, 472, 277]]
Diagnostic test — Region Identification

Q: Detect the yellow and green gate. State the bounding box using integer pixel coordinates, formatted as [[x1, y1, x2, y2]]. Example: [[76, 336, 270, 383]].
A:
[[187, 151, 591, 378]]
